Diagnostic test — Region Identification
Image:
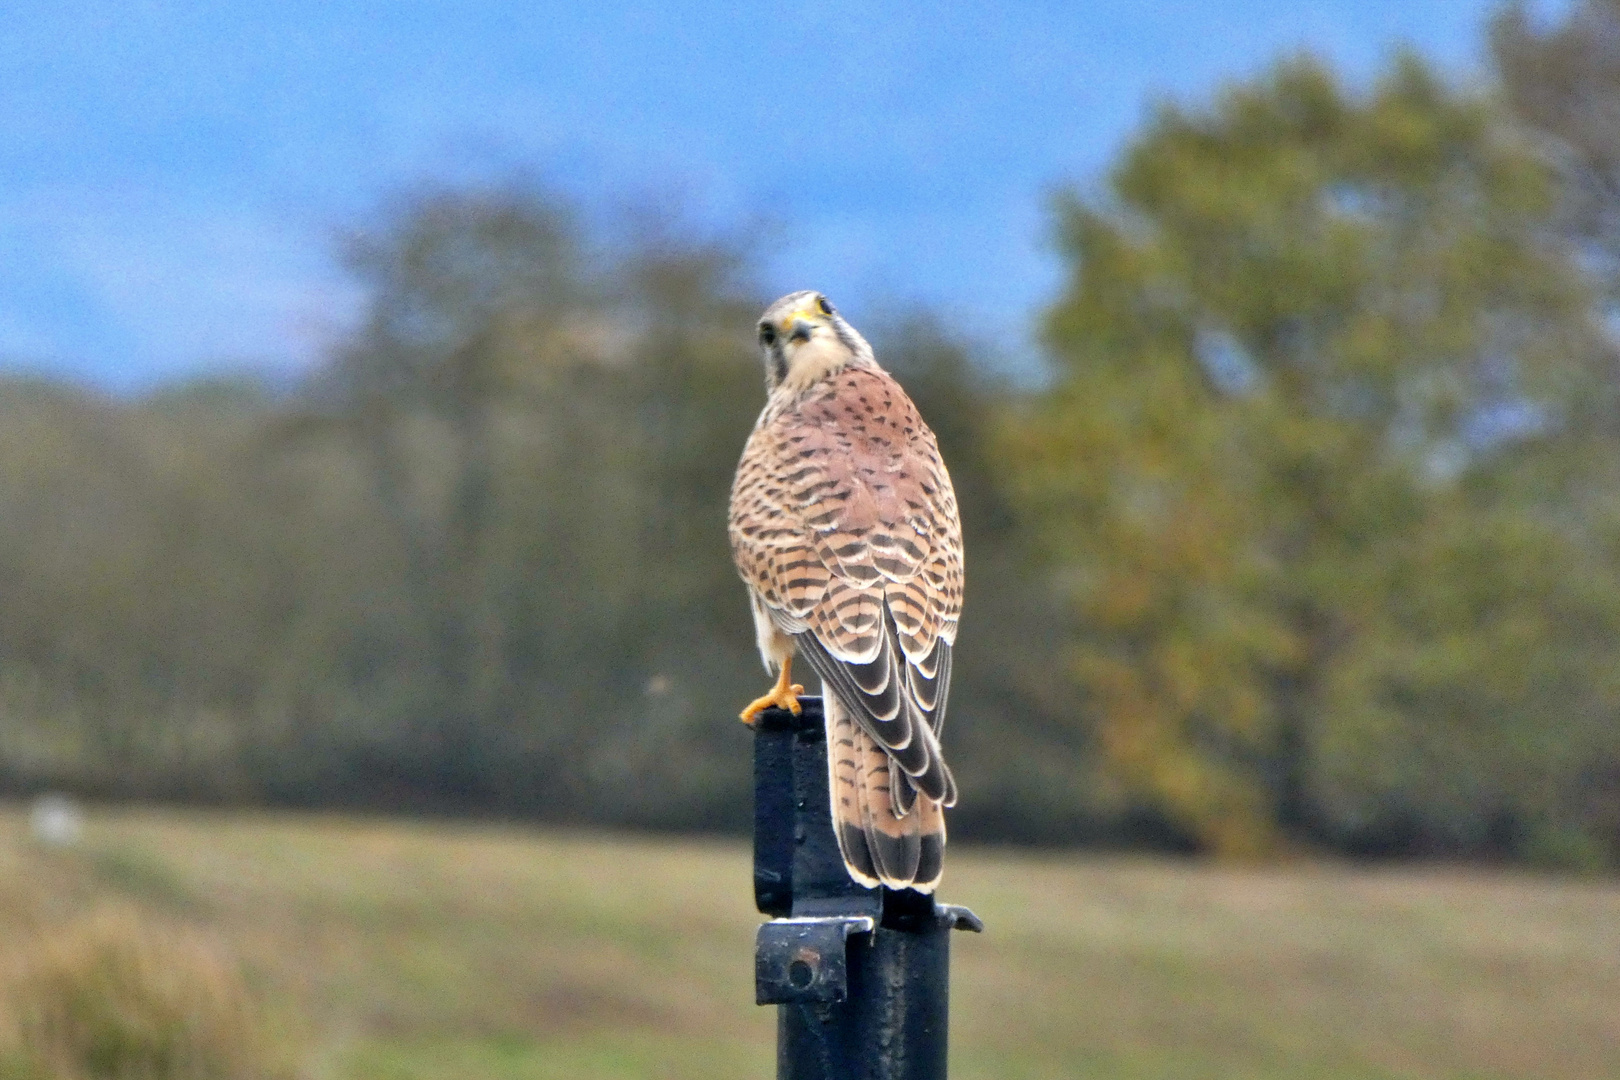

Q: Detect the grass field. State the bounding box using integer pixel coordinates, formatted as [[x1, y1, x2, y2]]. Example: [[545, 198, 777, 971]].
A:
[[0, 807, 1615, 1079]]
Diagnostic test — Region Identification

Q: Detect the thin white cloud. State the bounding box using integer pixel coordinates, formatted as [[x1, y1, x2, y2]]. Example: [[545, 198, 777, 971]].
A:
[[0, 186, 363, 384]]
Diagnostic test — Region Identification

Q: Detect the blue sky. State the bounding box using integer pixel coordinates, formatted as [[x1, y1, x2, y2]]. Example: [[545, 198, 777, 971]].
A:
[[0, 1, 1560, 388]]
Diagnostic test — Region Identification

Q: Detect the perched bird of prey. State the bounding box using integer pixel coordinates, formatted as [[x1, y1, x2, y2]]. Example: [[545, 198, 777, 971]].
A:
[[729, 291, 963, 893]]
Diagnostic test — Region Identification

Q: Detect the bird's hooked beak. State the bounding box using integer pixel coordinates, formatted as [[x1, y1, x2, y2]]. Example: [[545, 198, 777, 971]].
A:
[[780, 309, 820, 345]]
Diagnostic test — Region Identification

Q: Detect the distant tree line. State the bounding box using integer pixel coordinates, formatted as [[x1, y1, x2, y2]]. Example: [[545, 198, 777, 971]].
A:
[[3, 4, 1620, 866]]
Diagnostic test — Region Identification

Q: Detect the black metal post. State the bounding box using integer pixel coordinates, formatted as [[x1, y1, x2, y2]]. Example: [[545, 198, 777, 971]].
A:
[[753, 696, 981, 1080]]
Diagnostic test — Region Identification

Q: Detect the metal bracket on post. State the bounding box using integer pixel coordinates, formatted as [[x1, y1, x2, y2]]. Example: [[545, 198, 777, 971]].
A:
[[755, 915, 875, 1004], [752, 696, 981, 1080]]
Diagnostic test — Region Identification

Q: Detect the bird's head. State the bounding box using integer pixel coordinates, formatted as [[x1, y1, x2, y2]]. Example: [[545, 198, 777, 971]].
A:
[[757, 290, 875, 395]]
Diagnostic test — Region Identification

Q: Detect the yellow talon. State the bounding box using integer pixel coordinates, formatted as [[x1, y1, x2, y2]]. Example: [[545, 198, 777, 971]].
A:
[[740, 658, 805, 724]]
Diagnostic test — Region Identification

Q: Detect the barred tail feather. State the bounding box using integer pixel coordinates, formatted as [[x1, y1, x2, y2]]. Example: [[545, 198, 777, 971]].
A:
[[827, 695, 880, 888], [825, 690, 947, 893], [914, 792, 945, 889]]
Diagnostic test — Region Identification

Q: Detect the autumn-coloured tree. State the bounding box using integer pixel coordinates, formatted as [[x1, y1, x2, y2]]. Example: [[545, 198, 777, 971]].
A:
[[1004, 54, 1620, 862]]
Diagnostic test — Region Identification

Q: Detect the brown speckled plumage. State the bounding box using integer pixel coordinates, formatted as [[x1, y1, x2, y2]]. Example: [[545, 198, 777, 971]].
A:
[[729, 291, 962, 892]]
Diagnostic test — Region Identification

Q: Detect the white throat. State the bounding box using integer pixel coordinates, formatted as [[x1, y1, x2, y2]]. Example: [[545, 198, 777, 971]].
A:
[[781, 333, 857, 395]]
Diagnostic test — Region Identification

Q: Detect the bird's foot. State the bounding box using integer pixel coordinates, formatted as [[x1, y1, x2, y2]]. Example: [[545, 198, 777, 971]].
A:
[[739, 681, 804, 725]]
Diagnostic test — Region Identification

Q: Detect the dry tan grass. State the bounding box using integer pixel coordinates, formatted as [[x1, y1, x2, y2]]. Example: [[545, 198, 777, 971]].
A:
[[0, 808, 1613, 1079], [0, 905, 289, 1080]]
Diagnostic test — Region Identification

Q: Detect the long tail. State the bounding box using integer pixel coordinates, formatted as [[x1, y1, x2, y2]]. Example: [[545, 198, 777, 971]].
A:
[[825, 688, 946, 893]]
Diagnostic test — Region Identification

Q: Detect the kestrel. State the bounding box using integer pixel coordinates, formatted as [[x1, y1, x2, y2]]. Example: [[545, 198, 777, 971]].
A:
[[729, 290, 963, 893]]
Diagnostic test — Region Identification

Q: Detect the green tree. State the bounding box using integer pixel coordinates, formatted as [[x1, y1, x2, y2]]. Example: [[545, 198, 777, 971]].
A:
[[1494, 0, 1620, 285], [1003, 53, 1620, 861], [873, 320, 1086, 840], [0, 376, 285, 799], [0, 181, 1082, 840], [268, 183, 771, 823]]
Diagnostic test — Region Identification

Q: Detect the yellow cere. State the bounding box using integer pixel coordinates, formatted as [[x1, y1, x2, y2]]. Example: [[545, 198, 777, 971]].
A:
[[782, 307, 821, 331]]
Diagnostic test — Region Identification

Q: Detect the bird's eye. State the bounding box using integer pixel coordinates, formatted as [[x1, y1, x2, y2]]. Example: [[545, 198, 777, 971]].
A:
[[759, 323, 778, 346], [817, 296, 833, 316]]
